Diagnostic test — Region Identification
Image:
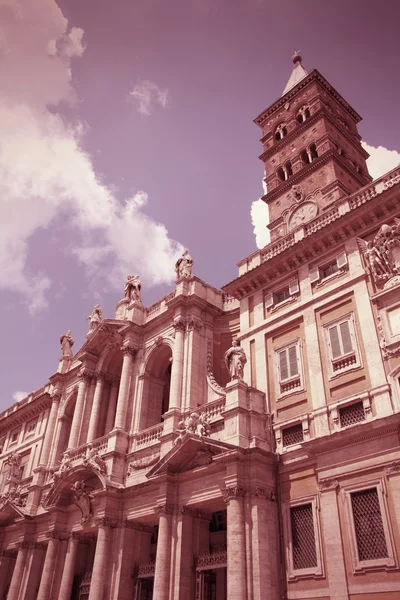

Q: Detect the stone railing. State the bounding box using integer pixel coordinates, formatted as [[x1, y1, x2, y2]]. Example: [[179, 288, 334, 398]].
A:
[[303, 205, 339, 235], [196, 548, 227, 570], [146, 290, 176, 322], [135, 423, 164, 449], [138, 562, 156, 577], [196, 397, 226, 422], [68, 435, 109, 465]]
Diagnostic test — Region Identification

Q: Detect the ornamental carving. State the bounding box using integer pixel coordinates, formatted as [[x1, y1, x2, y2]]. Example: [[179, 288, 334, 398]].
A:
[[138, 561, 156, 577], [127, 453, 159, 474], [377, 315, 400, 359], [317, 478, 339, 492], [6, 452, 21, 481], [122, 345, 137, 358], [222, 486, 246, 503], [187, 316, 203, 332], [72, 480, 93, 524], [83, 443, 107, 476], [357, 220, 400, 287], [385, 461, 400, 477], [173, 316, 187, 332], [155, 504, 175, 516], [175, 412, 211, 443], [0, 484, 27, 509], [206, 340, 225, 395], [196, 548, 227, 568]]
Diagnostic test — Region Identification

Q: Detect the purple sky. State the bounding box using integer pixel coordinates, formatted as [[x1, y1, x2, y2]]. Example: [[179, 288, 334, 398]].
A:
[[1, 0, 400, 409]]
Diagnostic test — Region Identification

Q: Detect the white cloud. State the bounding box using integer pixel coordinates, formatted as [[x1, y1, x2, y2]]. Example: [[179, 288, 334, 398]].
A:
[[251, 199, 270, 249], [129, 80, 169, 116], [12, 391, 29, 403], [0, 0, 182, 313], [362, 142, 400, 180]]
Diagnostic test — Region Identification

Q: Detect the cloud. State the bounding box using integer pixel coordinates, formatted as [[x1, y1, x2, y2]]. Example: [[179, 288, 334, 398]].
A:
[[12, 391, 29, 403], [0, 0, 182, 313], [362, 142, 400, 180], [129, 80, 169, 116], [251, 199, 270, 249]]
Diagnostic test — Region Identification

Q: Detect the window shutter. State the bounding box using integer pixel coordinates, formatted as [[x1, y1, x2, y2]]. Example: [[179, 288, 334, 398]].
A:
[[288, 345, 299, 377], [279, 350, 289, 381], [289, 279, 300, 295], [309, 266, 320, 284], [339, 320, 353, 354], [336, 251, 348, 269], [264, 292, 273, 309], [329, 325, 342, 359]]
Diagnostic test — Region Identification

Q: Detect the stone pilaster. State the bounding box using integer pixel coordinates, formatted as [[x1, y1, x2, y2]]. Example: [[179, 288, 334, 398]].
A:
[[153, 505, 173, 600], [79, 375, 96, 445], [39, 392, 61, 467], [172, 507, 197, 600], [36, 533, 61, 600], [318, 479, 349, 600], [105, 378, 119, 433], [0, 550, 16, 599], [7, 542, 29, 600], [68, 370, 91, 449], [223, 380, 249, 446], [87, 372, 106, 442], [114, 345, 136, 430], [58, 534, 80, 600], [88, 518, 112, 600], [19, 543, 47, 600], [224, 486, 247, 600], [183, 316, 204, 411], [385, 461, 400, 537]]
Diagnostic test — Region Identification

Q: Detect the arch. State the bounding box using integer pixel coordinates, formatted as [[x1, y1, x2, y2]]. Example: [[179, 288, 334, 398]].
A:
[[277, 167, 286, 182], [296, 105, 311, 124], [44, 467, 105, 511], [274, 123, 287, 141], [285, 161, 293, 178], [139, 343, 173, 429]]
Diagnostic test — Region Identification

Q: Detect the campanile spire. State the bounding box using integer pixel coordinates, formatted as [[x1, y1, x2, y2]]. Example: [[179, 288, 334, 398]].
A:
[[281, 51, 308, 96]]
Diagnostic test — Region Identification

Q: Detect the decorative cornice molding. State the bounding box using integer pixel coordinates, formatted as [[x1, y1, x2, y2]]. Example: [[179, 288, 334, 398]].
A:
[[222, 486, 246, 503], [154, 504, 175, 516]]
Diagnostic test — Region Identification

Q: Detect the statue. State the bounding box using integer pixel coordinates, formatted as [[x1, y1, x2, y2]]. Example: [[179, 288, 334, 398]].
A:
[[6, 453, 21, 481], [84, 443, 107, 475], [124, 275, 142, 304], [175, 250, 193, 281], [87, 304, 103, 335], [357, 239, 390, 280], [224, 340, 247, 381], [60, 330, 74, 358], [71, 479, 92, 523], [174, 412, 211, 444], [357, 220, 400, 286]]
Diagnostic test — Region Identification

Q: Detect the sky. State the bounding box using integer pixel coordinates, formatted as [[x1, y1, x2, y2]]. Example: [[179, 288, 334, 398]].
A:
[[1, 0, 399, 409]]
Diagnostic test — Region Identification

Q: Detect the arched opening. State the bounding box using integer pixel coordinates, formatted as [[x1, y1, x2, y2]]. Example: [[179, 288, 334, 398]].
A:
[[140, 344, 173, 429], [310, 143, 318, 160], [285, 161, 293, 178], [278, 167, 286, 181], [301, 149, 310, 165], [53, 391, 77, 465], [275, 123, 287, 141], [296, 105, 310, 124]]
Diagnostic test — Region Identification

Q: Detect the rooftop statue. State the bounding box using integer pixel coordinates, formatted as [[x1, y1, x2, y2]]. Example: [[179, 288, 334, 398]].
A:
[[124, 274, 142, 304], [60, 330, 74, 358], [224, 339, 247, 381], [87, 304, 103, 335], [175, 249, 193, 281]]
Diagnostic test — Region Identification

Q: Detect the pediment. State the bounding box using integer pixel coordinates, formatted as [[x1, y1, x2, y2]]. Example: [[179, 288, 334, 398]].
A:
[[44, 466, 105, 509], [74, 320, 124, 359], [146, 434, 235, 478], [0, 500, 27, 526]]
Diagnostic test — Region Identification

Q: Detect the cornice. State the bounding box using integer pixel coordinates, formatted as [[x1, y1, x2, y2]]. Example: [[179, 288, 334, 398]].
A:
[[0, 396, 52, 435], [254, 69, 362, 127]]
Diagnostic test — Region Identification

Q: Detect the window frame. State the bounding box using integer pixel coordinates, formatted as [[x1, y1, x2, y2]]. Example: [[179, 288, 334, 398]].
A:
[[342, 480, 397, 572], [323, 312, 361, 378], [264, 279, 300, 314], [282, 495, 324, 580], [309, 251, 348, 285], [9, 428, 20, 447], [274, 339, 304, 396]]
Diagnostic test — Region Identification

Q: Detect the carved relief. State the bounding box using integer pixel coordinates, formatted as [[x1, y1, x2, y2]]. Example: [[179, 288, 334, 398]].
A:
[[288, 201, 318, 231], [206, 339, 226, 395], [175, 412, 211, 443], [317, 478, 339, 492], [127, 453, 159, 475], [83, 444, 107, 476], [357, 220, 400, 286], [72, 480, 92, 524]]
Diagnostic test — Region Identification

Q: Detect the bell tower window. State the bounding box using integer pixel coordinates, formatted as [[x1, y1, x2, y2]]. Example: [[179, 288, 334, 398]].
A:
[[301, 144, 318, 165], [275, 123, 288, 141], [296, 105, 310, 124], [278, 162, 293, 182]]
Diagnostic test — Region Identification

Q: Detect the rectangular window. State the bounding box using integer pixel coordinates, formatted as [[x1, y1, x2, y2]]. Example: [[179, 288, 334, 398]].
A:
[[339, 401, 365, 428], [248, 295, 254, 327], [290, 504, 318, 569], [9, 430, 20, 445], [351, 488, 388, 561], [264, 279, 299, 313], [325, 315, 360, 376], [276, 341, 303, 394], [282, 423, 304, 447], [310, 251, 348, 284], [25, 420, 37, 437]]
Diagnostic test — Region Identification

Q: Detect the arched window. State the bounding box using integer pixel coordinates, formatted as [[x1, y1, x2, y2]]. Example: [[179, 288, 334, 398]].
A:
[[296, 105, 311, 124], [310, 143, 318, 160], [278, 162, 293, 182], [275, 123, 288, 141], [140, 344, 173, 429], [301, 150, 310, 165], [285, 161, 293, 178], [278, 167, 286, 181]]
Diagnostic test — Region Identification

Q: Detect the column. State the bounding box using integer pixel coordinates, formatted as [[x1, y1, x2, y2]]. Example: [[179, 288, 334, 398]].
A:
[[36, 533, 60, 600], [58, 534, 80, 600], [87, 372, 106, 442], [318, 479, 349, 600], [7, 542, 29, 600], [68, 370, 90, 449], [22, 543, 46, 600], [39, 392, 61, 467], [0, 551, 15, 599], [169, 317, 186, 410], [88, 520, 111, 600], [104, 378, 119, 433], [114, 346, 136, 430], [250, 489, 279, 600], [173, 509, 195, 600], [153, 506, 173, 600], [225, 487, 247, 600]]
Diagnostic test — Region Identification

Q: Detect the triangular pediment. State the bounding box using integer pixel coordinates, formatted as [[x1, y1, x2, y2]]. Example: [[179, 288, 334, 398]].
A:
[[146, 435, 236, 478], [73, 320, 125, 360], [0, 500, 27, 526]]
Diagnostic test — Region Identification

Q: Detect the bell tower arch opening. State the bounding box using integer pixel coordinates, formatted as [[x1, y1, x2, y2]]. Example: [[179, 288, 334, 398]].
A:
[[140, 344, 173, 429]]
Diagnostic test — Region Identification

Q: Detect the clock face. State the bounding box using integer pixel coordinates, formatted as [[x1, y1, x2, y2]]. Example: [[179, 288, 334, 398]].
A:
[[288, 202, 317, 231]]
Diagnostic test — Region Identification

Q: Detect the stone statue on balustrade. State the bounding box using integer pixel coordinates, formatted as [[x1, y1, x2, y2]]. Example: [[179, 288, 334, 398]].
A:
[[72, 479, 92, 524], [224, 340, 247, 381], [357, 220, 400, 287], [6, 452, 21, 482], [87, 304, 103, 336], [124, 275, 142, 304], [175, 249, 193, 281], [60, 330, 74, 358], [51, 450, 72, 484], [84, 443, 107, 476]]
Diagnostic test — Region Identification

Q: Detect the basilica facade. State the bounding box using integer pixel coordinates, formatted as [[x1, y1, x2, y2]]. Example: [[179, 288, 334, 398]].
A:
[[1, 55, 400, 600]]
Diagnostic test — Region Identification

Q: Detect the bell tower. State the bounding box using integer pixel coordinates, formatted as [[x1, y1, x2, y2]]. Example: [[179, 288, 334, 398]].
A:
[[255, 53, 372, 242]]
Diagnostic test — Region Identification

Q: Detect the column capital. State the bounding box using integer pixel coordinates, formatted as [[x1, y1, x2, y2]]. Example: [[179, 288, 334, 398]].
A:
[[93, 516, 117, 529], [222, 485, 246, 504], [155, 504, 175, 516], [121, 344, 137, 357], [173, 316, 187, 332], [45, 530, 68, 541], [0, 549, 17, 558], [18, 541, 34, 550], [94, 370, 107, 381], [187, 316, 203, 332], [78, 368, 93, 382], [248, 486, 276, 501], [51, 390, 62, 403]]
